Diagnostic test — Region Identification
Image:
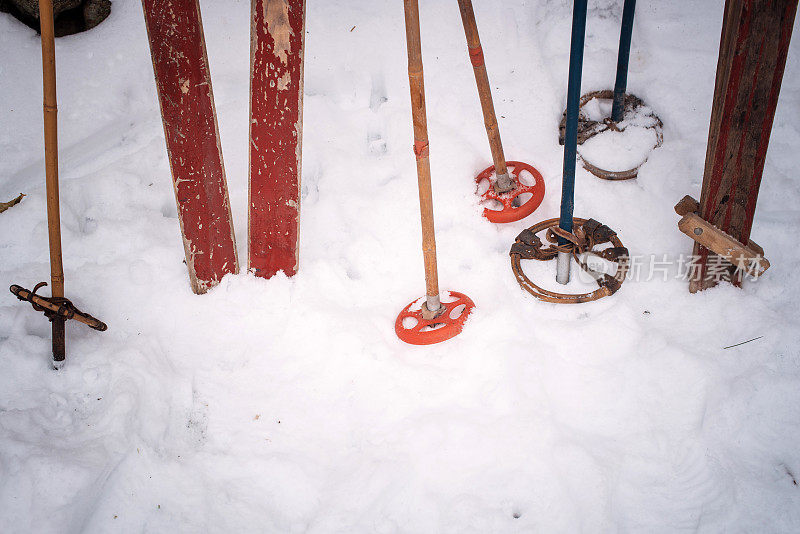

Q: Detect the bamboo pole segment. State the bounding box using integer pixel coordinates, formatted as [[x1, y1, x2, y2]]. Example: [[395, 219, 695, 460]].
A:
[[557, 0, 588, 285], [38, 0, 67, 363], [611, 0, 636, 122], [403, 0, 440, 313], [456, 0, 513, 193]]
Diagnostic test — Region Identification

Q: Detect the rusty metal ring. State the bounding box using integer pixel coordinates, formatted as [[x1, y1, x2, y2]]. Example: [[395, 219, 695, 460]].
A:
[[558, 90, 663, 181], [509, 217, 629, 304]]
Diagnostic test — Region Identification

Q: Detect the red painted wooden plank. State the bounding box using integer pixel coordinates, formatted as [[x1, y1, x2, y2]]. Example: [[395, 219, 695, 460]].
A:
[[142, 0, 239, 294], [248, 0, 306, 278]]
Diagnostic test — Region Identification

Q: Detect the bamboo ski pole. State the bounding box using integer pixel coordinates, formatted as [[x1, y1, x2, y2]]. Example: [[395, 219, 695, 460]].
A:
[[7, 0, 108, 366], [403, 0, 441, 314], [39, 0, 67, 363], [611, 0, 636, 122], [557, 0, 588, 285], [456, 0, 513, 193]]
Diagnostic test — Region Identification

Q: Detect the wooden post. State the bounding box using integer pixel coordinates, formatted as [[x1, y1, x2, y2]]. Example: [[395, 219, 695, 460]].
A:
[[38, 0, 66, 363], [403, 0, 441, 313], [456, 0, 512, 192], [142, 0, 239, 294], [690, 0, 797, 292]]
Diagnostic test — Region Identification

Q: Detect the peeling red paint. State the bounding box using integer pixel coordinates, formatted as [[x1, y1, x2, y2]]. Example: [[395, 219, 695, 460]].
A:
[[142, 0, 239, 294], [248, 0, 306, 278]]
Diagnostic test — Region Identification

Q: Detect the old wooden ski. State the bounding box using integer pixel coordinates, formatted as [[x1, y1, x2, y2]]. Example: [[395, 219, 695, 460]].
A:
[[141, 0, 239, 294], [248, 0, 306, 278], [688, 0, 796, 292]]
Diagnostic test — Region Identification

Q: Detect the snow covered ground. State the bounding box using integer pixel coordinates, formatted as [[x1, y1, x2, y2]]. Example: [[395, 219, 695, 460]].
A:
[[2, 0, 800, 531]]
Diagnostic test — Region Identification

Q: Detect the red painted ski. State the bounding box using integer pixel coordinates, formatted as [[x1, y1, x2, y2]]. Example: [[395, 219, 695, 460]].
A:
[[249, 0, 306, 278], [141, 0, 239, 294], [690, 0, 797, 291]]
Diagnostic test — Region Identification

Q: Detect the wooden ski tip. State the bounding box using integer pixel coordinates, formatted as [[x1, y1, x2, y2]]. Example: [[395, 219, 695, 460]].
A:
[[248, 0, 306, 280], [142, 0, 239, 293]]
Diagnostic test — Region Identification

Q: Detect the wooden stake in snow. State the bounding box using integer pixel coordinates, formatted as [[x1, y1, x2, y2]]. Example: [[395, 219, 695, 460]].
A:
[[248, 0, 306, 279], [141, 0, 239, 294]]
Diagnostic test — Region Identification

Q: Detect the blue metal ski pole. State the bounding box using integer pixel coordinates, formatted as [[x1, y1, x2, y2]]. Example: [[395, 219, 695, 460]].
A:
[[557, 0, 588, 285], [611, 0, 636, 122]]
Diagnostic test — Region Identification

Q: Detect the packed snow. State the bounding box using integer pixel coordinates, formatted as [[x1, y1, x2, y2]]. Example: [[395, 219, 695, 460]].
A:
[[577, 96, 662, 172], [2, 0, 800, 532]]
